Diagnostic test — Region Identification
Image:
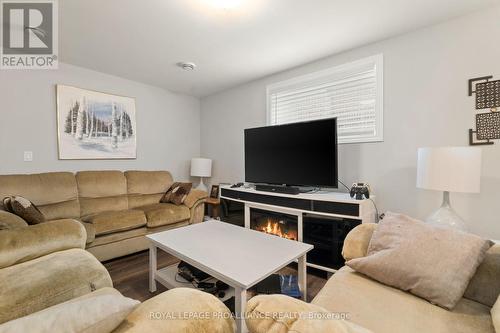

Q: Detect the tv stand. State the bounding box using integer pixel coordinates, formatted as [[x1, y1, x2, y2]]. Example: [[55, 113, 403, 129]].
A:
[[219, 185, 377, 273], [255, 184, 300, 195]]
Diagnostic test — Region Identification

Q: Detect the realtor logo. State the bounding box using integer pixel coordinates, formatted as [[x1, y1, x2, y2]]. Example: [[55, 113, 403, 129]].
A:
[[1, 0, 58, 69]]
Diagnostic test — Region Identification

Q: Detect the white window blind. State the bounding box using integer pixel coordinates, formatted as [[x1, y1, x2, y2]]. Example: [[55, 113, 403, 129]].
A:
[[267, 55, 383, 144]]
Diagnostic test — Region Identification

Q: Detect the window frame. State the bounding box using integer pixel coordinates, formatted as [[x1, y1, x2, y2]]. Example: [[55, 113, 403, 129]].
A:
[[266, 54, 384, 144]]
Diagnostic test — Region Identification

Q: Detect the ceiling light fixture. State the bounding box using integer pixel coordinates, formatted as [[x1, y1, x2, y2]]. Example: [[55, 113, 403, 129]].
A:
[[177, 62, 197, 71], [206, 0, 243, 9]]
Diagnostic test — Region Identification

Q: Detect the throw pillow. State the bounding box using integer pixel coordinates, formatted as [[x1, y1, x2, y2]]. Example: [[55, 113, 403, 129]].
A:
[[160, 182, 192, 205], [2, 197, 13, 212], [0, 287, 139, 333], [346, 212, 493, 310], [9, 196, 45, 225]]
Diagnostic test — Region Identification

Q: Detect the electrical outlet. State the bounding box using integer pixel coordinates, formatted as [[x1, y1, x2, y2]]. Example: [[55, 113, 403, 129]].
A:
[[23, 151, 33, 162]]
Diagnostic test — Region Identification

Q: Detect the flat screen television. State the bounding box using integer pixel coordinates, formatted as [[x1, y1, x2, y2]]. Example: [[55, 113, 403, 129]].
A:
[[244, 118, 338, 188]]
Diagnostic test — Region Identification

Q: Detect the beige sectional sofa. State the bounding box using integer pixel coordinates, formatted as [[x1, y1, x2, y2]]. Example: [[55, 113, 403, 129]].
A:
[[0, 170, 207, 261], [246, 223, 500, 333], [0, 214, 234, 332]]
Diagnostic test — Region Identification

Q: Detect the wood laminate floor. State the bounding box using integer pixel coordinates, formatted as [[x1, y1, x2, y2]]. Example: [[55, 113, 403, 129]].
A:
[[104, 249, 327, 303]]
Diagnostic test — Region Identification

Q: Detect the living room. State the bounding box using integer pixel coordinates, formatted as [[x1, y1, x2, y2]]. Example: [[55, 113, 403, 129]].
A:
[[0, 1, 499, 333]]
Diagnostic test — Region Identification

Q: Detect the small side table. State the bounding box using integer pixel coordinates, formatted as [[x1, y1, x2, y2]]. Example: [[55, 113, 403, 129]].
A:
[[205, 197, 221, 219]]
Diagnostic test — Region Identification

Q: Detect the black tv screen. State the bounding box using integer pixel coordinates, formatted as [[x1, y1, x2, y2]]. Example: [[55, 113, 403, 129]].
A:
[[244, 118, 338, 188]]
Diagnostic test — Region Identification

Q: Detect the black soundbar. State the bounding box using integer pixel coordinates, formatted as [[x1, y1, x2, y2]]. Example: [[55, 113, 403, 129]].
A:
[[255, 184, 300, 195]]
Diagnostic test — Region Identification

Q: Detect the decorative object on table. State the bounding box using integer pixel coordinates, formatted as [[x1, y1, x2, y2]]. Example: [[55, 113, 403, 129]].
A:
[[190, 158, 212, 192], [468, 76, 500, 146], [160, 182, 193, 205], [349, 183, 371, 200], [205, 197, 221, 219], [416, 147, 482, 231], [210, 185, 220, 199], [56, 85, 137, 159]]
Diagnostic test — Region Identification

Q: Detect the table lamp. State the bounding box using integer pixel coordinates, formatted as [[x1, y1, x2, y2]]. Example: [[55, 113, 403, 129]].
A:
[[190, 158, 212, 192], [416, 147, 482, 231]]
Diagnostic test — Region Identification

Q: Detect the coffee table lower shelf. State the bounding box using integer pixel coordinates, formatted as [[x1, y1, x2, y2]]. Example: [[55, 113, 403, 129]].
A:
[[155, 263, 235, 303]]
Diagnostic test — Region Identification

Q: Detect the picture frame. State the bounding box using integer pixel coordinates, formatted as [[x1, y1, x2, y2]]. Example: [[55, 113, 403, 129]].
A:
[[56, 85, 137, 159], [210, 185, 220, 199]]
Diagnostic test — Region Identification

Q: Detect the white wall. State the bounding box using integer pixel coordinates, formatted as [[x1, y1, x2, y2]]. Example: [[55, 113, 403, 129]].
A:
[[201, 6, 500, 239], [0, 63, 200, 180]]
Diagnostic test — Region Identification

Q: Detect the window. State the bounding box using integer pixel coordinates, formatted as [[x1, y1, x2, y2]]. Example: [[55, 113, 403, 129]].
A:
[[267, 54, 383, 144]]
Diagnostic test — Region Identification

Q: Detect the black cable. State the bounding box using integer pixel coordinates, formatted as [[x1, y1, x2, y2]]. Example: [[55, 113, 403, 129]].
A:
[[337, 179, 351, 192], [368, 198, 380, 223], [175, 273, 198, 288]]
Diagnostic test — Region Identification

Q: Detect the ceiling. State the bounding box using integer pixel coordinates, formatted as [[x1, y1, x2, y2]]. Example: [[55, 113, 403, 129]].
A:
[[59, 0, 497, 97]]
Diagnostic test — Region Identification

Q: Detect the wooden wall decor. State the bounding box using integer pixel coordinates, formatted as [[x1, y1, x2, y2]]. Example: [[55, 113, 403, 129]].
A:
[[468, 76, 500, 146]]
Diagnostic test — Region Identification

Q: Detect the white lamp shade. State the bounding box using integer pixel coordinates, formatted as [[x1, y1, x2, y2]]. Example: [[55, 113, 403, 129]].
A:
[[190, 158, 212, 177], [416, 147, 482, 193]]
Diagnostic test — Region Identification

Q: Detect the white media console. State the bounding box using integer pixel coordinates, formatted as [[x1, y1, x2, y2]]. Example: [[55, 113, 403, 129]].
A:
[[219, 185, 377, 273]]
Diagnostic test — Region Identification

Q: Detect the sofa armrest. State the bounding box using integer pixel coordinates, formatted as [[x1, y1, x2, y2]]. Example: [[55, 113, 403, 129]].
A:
[[0, 210, 28, 229], [342, 223, 377, 261], [493, 296, 500, 333], [184, 189, 208, 209], [0, 219, 86, 269], [113, 288, 235, 333], [246, 294, 371, 333]]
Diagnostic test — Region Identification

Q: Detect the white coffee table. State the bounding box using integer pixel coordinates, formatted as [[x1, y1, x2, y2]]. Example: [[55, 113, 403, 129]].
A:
[[147, 220, 313, 333]]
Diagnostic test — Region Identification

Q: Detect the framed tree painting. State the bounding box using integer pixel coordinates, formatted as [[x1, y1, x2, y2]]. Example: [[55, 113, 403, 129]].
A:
[[56, 85, 137, 159]]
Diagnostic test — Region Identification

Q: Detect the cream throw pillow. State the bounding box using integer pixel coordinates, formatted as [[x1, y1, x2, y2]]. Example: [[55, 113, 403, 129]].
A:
[[347, 212, 493, 310], [0, 287, 139, 333]]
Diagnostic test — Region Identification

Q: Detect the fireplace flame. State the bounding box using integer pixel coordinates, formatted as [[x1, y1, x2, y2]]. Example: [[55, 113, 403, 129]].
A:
[[260, 218, 297, 240]]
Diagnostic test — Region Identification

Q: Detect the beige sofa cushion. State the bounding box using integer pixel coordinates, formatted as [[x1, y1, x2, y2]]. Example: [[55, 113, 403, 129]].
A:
[[342, 223, 377, 261], [246, 294, 372, 333], [38, 200, 81, 221], [0, 287, 138, 333], [464, 244, 500, 307], [0, 219, 86, 269], [82, 210, 146, 236], [126, 171, 173, 209], [0, 210, 28, 229], [347, 212, 492, 309], [127, 193, 163, 209], [137, 203, 190, 227], [113, 288, 234, 333], [77, 171, 127, 198], [77, 171, 128, 216], [313, 266, 495, 333], [79, 221, 96, 243], [184, 189, 209, 209], [0, 172, 78, 208], [0, 172, 80, 220], [0, 248, 112, 324], [125, 171, 173, 195]]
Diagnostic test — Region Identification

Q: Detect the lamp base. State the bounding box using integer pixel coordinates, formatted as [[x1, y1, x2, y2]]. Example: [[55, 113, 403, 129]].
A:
[[426, 191, 466, 231], [195, 177, 208, 192]]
